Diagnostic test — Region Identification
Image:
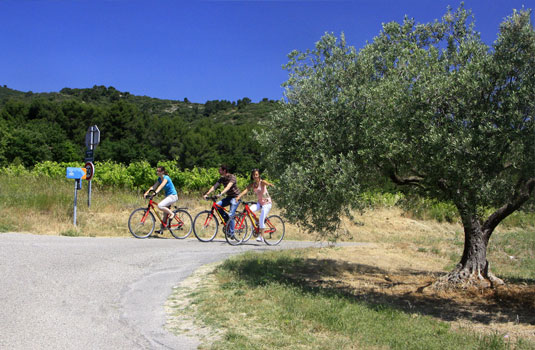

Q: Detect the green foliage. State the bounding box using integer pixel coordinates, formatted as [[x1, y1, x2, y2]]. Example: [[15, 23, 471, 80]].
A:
[[261, 6, 535, 237], [0, 85, 279, 173], [179, 167, 221, 191], [0, 161, 249, 193], [60, 229, 81, 237], [0, 223, 14, 232], [361, 191, 404, 208], [0, 163, 30, 176], [126, 160, 154, 189], [92, 161, 134, 188], [33, 160, 82, 178], [399, 196, 459, 223]]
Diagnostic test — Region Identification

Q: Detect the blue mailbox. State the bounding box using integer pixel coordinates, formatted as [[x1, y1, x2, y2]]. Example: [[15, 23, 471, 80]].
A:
[[66, 167, 86, 180]]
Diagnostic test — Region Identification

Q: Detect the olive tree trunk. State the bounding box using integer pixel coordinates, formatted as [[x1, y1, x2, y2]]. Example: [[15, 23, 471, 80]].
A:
[[442, 179, 534, 287], [443, 212, 502, 287]]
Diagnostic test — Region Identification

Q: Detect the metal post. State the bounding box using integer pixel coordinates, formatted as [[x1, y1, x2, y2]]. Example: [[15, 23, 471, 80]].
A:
[[88, 129, 93, 208], [88, 180, 92, 207], [74, 180, 79, 226]]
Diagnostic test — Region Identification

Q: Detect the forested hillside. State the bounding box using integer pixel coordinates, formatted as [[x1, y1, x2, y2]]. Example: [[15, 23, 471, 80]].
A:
[[0, 85, 279, 174]]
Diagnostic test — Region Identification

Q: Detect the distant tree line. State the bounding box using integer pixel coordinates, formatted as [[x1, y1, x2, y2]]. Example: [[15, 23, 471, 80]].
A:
[[0, 85, 279, 174]]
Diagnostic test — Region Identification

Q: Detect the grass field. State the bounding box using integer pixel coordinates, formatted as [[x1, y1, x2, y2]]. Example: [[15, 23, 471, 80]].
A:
[[1, 175, 534, 349], [0, 175, 306, 239], [167, 250, 534, 350]]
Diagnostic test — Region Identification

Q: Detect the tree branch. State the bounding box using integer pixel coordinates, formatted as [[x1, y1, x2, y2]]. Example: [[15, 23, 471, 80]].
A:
[[383, 160, 425, 188], [389, 172, 424, 186], [483, 177, 535, 234]]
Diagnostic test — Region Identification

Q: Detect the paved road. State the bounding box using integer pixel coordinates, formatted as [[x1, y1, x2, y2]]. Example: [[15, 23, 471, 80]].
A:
[[0, 233, 342, 349]]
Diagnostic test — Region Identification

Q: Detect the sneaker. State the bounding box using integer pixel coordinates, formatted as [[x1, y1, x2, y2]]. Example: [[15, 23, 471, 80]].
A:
[[153, 230, 163, 235], [256, 236, 264, 243]]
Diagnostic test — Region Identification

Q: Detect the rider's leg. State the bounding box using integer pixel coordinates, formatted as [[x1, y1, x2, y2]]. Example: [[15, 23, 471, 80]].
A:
[[158, 194, 178, 224], [249, 203, 260, 236], [227, 198, 239, 236], [217, 197, 231, 223], [258, 203, 272, 239]]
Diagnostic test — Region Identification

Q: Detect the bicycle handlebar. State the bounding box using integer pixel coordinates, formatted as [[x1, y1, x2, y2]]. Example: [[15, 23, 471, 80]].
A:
[[204, 195, 245, 204], [145, 189, 156, 200]]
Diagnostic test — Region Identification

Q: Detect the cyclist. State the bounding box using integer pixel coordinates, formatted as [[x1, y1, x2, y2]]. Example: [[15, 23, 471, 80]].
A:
[[236, 168, 274, 242], [203, 164, 241, 238], [143, 166, 178, 234]]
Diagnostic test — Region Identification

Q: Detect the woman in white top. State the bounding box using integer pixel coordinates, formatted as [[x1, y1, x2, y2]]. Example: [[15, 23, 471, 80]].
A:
[[236, 169, 274, 242]]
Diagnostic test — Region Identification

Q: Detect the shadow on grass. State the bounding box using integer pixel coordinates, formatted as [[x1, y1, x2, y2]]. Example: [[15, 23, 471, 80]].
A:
[[219, 254, 535, 327]]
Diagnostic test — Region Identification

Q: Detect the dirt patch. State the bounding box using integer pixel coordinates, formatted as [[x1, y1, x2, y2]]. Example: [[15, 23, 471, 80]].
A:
[[298, 245, 535, 343], [165, 263, 224, 344]]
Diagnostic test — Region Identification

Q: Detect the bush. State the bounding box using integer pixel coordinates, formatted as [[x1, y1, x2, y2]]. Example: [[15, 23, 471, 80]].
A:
[[126, 160, 154, 189], [92, 161, 133, 188], [0, 161, 249, 194], [33, 161, 83, 178], [0, 163, 31, 176], [361, 191, 404, 208], [400, 196, 459, 223]]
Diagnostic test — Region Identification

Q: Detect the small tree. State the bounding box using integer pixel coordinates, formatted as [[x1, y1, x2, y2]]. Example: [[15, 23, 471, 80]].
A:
[[261, 6, 534, 286]]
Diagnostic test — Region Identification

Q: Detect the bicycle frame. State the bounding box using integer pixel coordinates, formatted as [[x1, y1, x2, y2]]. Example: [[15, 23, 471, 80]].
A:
[[240, 202, 276, 235], [204, 198, 231, 228], [143, 194, 185, 230]]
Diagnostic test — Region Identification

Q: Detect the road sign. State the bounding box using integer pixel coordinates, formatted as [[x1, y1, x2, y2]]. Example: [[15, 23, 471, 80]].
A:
[[85, 162, 95, 181], [66, 167, 87, 180], [85, 125, 100, 149], [85, 149, 94, 162]]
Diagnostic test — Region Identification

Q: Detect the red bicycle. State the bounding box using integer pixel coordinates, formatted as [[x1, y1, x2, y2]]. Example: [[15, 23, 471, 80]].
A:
[[193, 196, 248, 245], [128, 190, 193, 239], [237, 201, 285, 245]]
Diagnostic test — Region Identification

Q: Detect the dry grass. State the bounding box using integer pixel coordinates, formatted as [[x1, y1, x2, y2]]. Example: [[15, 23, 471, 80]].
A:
[[166, 206, 535, 347], [297, 245, 535, 343], [1, 187, 308, 239]]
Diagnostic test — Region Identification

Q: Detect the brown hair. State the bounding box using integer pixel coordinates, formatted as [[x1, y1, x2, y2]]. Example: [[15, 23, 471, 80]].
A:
[[157, 166, 168, 175], [250, 168, 261, 182]]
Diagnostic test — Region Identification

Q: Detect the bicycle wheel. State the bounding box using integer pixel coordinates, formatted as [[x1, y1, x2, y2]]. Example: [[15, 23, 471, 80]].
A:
[[128, 208, 155, 238], [168, 209, 193, 239], [263, 215, 285, 246], [242, 215, 255, 243], [225, 212, 248, 246], [193, 210, 218, 242]]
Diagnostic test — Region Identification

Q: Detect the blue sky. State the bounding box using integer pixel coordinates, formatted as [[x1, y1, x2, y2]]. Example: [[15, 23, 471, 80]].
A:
[[0, 0, 533, 103]]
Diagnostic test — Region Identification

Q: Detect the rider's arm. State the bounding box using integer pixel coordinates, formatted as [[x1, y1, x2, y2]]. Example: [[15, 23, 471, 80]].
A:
[[154, 178, 167, 195], [262, 179, 275, 188], [203, 183, 217, 199], [219, 181, 234, 197], [144, 180, 160, 198], [236, 184, 251, 201]]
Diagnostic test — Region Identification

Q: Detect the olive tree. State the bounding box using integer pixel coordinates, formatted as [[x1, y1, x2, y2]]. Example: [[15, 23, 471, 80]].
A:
[[261, 6, 534, 285]]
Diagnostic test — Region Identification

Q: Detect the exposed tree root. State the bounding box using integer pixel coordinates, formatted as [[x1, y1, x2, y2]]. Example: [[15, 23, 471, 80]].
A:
[[426, 263, 505, 292]]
